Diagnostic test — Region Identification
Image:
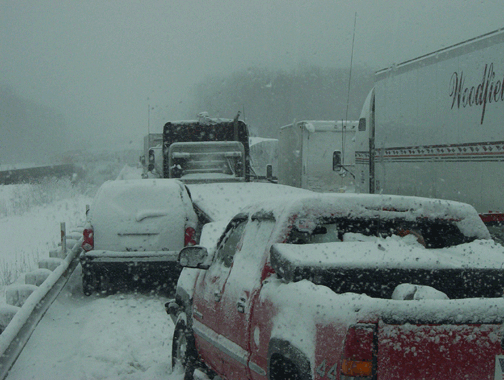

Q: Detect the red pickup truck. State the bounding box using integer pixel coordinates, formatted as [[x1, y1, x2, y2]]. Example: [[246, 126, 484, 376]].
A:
[[167, 193, 504, 380]]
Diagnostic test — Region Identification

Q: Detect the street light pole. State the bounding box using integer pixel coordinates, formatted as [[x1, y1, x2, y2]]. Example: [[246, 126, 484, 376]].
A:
[[147, 104, 151, 135]]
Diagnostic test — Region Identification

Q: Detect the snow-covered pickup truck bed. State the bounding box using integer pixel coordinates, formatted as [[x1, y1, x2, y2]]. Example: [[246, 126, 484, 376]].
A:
[[167, 192, 504, 380]]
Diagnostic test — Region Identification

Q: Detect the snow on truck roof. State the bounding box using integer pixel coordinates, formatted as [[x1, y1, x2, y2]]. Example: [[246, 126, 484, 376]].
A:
[[164, 118, 245, 125], [94, 178, 185, 193], [376, 27, 504, 79], [280, 120, 359, 132], [91, 179, 189, 217], [189, 183, 489, 238], [249, 137, 278, 146], [272, 237, 504, 271], [89, 179, 195, 252], [243, 192, 490, 239]]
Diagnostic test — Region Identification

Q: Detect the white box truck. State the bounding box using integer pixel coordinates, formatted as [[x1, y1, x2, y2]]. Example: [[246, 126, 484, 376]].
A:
[[355, 27, 504, 238], [278, 120, 358, 192]]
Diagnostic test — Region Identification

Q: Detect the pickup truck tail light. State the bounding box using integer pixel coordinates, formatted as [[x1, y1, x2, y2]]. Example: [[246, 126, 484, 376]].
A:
[[340, 324, 376, 380], [82, 227, 94, 251], [184, 226, 196, 246]]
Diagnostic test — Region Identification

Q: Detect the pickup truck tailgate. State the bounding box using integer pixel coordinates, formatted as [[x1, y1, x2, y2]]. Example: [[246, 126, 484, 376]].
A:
[[377, 321, 503, 379]]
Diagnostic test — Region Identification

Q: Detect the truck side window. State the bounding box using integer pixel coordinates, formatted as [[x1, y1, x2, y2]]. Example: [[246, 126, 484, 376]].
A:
[[333, 151, 342, 171], [358, 117, 366, 131], [215, 219, 247, 268]]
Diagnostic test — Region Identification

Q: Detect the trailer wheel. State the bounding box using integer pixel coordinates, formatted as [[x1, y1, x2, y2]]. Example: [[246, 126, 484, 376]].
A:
[[172, 317, 198, 380]]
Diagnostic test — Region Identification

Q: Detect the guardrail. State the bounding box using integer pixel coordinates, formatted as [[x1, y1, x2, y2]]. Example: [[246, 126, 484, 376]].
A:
[[0, 223, 83, 380], [0, 164, 84, 185]]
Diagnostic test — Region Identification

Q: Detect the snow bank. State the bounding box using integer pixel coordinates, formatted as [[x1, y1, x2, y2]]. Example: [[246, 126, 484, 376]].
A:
[[0, 247, 78, 356]]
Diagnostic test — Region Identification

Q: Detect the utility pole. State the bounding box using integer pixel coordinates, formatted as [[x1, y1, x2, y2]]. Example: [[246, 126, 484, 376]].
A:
[[147, 104, 151, 135]]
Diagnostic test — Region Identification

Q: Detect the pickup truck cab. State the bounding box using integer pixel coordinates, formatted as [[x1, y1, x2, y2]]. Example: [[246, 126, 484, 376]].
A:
[[167, 192, 504, 380]]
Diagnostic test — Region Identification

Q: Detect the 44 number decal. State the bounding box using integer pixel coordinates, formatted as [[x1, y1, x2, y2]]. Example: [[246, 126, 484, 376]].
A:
[[315, 359, 337, 380]]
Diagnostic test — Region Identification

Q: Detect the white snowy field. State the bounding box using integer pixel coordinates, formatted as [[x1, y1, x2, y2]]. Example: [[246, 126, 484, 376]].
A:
[[0, 180, 92, 287]]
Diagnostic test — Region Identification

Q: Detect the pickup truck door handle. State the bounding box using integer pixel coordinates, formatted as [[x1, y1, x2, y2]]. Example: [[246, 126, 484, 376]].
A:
[[237, 297, 246, 313]]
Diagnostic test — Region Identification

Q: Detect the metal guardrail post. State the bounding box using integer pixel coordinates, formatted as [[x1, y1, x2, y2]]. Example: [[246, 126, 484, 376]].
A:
[[60, 222, 66, 255]]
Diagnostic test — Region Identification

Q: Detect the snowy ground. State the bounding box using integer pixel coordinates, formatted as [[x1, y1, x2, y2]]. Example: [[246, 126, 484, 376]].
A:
[[6, 266, 182, 380], [0, 180, 92, 287]]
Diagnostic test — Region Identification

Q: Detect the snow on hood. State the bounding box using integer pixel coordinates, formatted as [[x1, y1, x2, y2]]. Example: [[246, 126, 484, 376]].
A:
[[187, 182, 312, 222]]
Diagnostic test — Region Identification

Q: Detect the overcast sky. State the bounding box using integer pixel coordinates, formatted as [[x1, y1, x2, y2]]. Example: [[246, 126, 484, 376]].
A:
[[1, 0, 503, 152]]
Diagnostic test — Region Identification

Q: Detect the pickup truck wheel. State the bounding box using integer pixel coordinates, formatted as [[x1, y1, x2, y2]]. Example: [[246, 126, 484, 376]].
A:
[[269, 354, 304, 380], [172, 319, 198, 380]]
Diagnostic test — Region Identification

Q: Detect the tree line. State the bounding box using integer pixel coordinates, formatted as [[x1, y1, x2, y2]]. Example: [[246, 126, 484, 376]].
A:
[[187, 65, 374, 138]]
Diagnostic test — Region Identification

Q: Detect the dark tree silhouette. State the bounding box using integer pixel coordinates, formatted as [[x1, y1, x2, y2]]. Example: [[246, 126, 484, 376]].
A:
[[187, 65, 374, 137]]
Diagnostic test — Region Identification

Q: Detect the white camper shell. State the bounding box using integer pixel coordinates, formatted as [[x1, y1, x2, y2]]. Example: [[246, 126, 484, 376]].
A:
[[278, 120, 358, 192]]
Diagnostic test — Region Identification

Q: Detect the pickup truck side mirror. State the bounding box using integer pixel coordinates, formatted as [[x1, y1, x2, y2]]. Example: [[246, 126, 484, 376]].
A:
[[178, 246, 210, 269]]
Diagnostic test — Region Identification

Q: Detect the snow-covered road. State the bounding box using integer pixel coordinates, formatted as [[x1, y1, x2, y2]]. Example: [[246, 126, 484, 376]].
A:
[[6, 265, 186, 380]]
